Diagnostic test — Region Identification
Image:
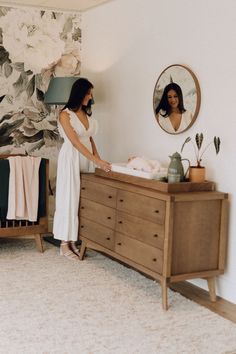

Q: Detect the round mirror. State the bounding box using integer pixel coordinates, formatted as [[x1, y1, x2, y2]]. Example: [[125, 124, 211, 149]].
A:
[[153, 64, 201, 134]]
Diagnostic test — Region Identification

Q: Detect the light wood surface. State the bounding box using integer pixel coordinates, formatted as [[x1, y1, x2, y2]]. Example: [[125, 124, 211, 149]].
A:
[[171, 281, 236, 324], [80, 198, 116, 229], [117, 189, 166, 224], [116, 211, 164, 249], [115, 232, 163, 273], [95, 168, 215, 193], [79, 173, 228, 310], [206, 277, 217, 302], [80, 217, 115, 250]]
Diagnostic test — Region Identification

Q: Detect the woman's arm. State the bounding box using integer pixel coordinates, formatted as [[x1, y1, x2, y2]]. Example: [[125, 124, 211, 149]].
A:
[[90, 137, 100, 159], [59, 111, 111, 171]]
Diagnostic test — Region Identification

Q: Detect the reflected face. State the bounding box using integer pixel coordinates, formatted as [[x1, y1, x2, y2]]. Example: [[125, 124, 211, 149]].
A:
[[82, 88, 93, 106], [167, 89, 179, 109]]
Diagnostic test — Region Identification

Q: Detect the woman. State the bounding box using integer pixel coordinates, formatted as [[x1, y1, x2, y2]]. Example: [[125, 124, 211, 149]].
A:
[[155, 83, 193, 133], [53, 78, 111, 260]]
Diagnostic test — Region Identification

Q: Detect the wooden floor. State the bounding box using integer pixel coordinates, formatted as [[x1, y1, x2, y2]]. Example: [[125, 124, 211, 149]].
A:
[[171, 281, 236, 324]]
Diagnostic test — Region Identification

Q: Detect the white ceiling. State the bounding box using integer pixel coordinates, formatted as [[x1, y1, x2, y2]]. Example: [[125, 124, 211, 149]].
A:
[[0, 0, 113, 12]]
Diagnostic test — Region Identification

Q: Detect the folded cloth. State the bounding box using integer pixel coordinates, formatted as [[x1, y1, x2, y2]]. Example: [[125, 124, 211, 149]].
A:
[[7, 156, 41, 222], [0, 159, 47, 221], [127, 156, 161, 173]]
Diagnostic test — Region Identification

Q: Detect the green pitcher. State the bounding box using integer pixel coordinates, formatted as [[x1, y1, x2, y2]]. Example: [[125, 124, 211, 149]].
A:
[[167, 152, 190, 183]]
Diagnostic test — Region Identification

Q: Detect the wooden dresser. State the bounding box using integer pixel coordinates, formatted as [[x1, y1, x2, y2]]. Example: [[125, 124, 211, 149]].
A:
[[78, 172, 228, 309]]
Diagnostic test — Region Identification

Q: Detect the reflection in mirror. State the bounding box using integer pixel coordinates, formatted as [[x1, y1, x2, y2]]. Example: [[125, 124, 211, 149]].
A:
[[153, 64, 201, 135]]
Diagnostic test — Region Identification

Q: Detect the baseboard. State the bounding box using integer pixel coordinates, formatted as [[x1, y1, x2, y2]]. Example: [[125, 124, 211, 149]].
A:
[[170, 281, 236, 324]]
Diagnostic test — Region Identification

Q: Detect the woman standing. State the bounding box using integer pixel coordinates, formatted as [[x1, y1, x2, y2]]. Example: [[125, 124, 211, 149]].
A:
[[53, 78, 111, 260], [155, 82, 193, 133]]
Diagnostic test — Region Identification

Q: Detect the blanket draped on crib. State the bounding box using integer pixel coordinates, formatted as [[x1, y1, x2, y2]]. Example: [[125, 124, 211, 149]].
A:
[[0, 158, 47, 221]]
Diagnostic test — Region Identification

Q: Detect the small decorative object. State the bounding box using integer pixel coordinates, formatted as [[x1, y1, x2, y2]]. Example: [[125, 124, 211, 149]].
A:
[[167, 152, 190, 183], [181, 133, 221, 182]]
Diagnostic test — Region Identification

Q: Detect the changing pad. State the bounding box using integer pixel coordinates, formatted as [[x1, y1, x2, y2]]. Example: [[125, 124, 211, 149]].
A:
[[111, 163, 167, 180]]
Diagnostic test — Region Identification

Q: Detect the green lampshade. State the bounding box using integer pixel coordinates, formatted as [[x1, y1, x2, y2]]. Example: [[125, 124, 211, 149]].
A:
[[44, 77, 79, 105]]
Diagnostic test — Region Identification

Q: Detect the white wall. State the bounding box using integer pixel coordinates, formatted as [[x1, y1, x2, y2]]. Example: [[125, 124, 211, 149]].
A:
[[82, 0, 236, 303]]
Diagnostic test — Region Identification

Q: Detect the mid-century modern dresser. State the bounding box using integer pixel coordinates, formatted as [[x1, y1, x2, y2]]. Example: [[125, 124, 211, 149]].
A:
[[78, 171, 228, 309]]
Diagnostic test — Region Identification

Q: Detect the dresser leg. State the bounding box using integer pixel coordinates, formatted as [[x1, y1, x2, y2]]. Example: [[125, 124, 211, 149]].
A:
[[35, 234, 44, 253], [161, 279, 168, 310], [206, 276, 217, 302], [79, 240, 87, 260]]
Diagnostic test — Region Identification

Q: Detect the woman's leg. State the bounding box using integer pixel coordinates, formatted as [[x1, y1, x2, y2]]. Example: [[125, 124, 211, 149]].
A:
[[60, 241, 79, 260], [69, 241, 80, 257]]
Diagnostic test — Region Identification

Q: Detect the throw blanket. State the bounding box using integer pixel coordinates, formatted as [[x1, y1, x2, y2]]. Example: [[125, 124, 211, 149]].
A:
[[7, 156, 42, 222], [127, 156, 161, 173]]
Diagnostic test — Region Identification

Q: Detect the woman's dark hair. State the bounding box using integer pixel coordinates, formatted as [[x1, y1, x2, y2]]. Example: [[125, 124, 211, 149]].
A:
[[155, 82, 186, 118], [62, 78, 94, 116]]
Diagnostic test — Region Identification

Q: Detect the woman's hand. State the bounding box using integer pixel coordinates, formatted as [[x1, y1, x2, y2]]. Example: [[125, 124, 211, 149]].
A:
[[96, 158, 111, 172]]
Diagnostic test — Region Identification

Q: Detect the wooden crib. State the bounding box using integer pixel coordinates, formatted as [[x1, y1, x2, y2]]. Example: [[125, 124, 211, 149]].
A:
[[0, 154, 49, 252]]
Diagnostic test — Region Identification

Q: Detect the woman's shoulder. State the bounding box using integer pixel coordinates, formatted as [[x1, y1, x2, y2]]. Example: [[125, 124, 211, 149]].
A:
[[60, 108, 75, 116], [59, 109, 70, 122], [158, 113, 168, 122], [183, 109, 193, 117], [182, 110, 193, 123], [59, 108, 77, 120], [60, 109, 69, 116], [157, 109, 168, 118]]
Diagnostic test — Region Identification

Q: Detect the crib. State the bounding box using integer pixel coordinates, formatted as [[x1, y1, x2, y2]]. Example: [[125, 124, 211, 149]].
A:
[[0, 154, 49, 252]]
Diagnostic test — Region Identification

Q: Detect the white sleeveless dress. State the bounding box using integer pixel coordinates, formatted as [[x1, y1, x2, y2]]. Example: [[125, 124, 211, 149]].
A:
[[158, 110, 193, 133], [53, 109, 98, 241]]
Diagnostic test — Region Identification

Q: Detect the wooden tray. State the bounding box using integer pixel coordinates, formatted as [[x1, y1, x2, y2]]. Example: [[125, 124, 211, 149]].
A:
[[95, 168, 215, 193]]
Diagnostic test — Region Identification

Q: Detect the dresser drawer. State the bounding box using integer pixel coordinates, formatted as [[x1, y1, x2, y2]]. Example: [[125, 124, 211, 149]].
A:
[[80, 198, 116, 229], [79, 217, 115, 250], [81, 179, 117, 208], [116, 211, 164, 249], [115, 233, 163, 273], [117, 190, 165, 224]]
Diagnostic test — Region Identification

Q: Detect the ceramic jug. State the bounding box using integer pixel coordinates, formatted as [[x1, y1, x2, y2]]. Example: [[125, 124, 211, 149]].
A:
[[167, 152, 190, 183]]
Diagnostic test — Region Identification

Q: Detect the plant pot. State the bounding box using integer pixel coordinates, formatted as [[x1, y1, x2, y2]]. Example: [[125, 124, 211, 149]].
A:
[[189, 166, 206, 183]]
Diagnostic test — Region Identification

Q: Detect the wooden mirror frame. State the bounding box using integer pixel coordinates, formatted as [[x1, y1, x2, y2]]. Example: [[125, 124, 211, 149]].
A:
[[153, 64, 201, 135]]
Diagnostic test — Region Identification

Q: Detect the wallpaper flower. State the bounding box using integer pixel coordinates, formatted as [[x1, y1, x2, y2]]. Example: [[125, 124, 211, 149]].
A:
[[1, 9, 65, 73], [0, 6, 81, 156]]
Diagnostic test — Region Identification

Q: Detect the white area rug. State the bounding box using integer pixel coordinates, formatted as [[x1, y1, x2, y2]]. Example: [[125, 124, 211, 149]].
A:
[[1, 239, 236, 354]]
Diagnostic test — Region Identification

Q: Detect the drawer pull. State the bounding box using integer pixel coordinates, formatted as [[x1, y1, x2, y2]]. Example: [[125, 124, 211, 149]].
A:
[[81, 206, 85, 210], [117, 242, 122, 246], [119, 199, 124, 202], [108, 195, 112, 199], [81, 187, 85, 190], [107, 216, 111, 220], [81, 225, 84, 228], [155, 210, 159, 213], [118, 221, 123, 224], [106, 237, 110, 240], [153, 234, 158, 238], [152, 258, 157, 262]]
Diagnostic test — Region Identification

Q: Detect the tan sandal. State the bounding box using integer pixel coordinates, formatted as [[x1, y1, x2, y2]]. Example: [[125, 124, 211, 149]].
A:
[[60, 242, 79, 260], [69, 242, 80, 257]]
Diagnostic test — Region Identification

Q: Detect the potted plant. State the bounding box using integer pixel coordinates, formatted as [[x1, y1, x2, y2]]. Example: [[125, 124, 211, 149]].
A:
[[181, 133, 221, 182]]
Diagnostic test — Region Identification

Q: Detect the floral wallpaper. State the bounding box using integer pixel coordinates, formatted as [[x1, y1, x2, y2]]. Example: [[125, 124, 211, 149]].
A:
[[0, 6, 81, 155], [0, 6, 81, 226]]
